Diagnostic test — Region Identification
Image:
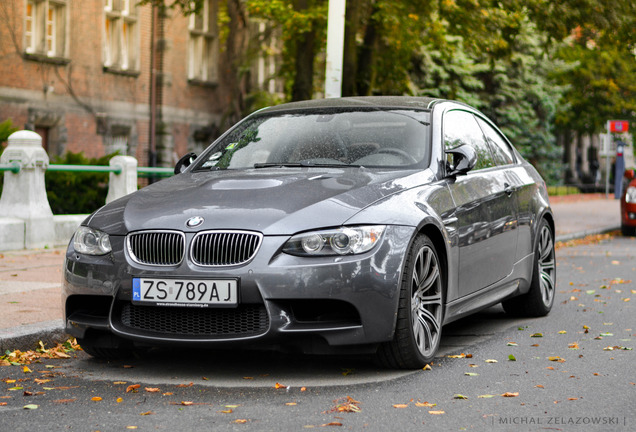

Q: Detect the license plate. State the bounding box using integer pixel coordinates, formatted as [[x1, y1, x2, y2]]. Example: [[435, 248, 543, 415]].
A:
[[132, 278, 238, 307]]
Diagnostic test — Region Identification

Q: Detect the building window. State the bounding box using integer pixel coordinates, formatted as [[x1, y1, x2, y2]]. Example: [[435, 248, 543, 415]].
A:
[[188, 0, 219, 84], [24, 0, 68, 59], [104, 0, 139, 73]]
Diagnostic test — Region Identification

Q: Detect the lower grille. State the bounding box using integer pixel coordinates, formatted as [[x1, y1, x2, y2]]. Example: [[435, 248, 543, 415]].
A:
[[119, 303, 269, 338]]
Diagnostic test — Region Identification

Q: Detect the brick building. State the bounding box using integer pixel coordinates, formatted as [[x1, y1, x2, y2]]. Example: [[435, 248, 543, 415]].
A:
[[0, 0, 272, 167]]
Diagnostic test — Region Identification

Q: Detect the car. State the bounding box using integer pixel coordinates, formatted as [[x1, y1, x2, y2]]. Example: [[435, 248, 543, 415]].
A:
[[63, 96, 556, 369], [621, 169, 636, 236]]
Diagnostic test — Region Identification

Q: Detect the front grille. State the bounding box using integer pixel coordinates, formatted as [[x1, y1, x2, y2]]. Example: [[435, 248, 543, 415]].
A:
[[119, 303, 269, 338], [127, 231, 185, 266], [191, 231, 262, 266]]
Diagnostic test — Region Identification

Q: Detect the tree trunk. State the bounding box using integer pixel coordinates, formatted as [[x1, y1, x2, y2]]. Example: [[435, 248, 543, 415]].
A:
[[223, 0, 249, 127], [342, 1, 362, 96], [356, 4, 379, 96], [291, 0, 316, 101]]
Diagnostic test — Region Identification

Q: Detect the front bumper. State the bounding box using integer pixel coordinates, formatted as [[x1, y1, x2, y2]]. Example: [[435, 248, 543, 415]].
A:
[[63, 225, 415, 353]]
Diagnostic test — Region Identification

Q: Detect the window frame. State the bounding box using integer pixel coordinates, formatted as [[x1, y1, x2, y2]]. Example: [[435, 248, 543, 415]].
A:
[[103, 0, 140, 75], [475, 116, 518, 167], [187, 0, 219, 85], [23, 0, 69, 62]]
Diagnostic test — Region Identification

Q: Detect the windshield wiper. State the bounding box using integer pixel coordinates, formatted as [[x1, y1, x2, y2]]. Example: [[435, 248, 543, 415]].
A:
[[254, 162, 359, 169]]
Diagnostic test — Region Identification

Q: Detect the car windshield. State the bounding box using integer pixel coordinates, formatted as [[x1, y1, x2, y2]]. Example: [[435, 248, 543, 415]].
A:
[[193, 108, 430, 171]]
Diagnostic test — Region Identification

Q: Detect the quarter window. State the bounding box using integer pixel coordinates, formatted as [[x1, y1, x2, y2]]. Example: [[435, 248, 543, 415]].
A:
[[24, 0, 68, 58], [476, 118, 515, 166], [188, 0, 219, 83], [443, 110, 495, 170], [104, 0, 139, 72]]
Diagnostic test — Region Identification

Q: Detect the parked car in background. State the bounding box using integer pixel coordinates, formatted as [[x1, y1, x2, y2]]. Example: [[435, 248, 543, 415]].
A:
[[63, 97, 555, 369], [621, 169, 636, 236]]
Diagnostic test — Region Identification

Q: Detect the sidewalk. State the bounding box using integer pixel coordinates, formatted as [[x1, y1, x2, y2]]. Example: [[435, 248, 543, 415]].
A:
[[0, 195, 622, 352]]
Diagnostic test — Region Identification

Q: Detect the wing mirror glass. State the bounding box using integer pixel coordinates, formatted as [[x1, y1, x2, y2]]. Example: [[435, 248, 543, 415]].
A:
[[174, 152, 197, 174], [445, 145, 477, 176]]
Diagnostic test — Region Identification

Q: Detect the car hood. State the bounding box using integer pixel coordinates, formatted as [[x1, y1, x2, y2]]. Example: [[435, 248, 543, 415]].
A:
[[86, 168, 434, 235]]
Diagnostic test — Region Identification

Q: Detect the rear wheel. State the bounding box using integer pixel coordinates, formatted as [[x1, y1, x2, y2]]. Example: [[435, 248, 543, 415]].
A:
[[503, 219, 556, 317], [376, 234, 444, 369]]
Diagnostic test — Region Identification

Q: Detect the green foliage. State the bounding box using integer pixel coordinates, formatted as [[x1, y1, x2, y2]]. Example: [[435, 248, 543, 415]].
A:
[[0, 118, 18, 146], [45, 152, 116, 215]]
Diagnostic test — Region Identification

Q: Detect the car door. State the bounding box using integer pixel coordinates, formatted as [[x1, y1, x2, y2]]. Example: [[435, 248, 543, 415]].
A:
[[443, 110, 519, 297]]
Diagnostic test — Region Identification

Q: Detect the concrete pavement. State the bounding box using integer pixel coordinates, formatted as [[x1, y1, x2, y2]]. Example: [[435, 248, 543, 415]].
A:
[[0, 195, 622, 353]]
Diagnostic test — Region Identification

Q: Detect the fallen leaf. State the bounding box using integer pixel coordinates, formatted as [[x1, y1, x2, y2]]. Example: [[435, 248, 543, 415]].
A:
[[34, 379, 50, 384], [181, 401, 194, 406], [530, 333, 543, 338], [478, 394, 496, 398], [507, 342, 518, 346], [53, 399, 76, 404], [453, 394, 468, 399], [140, 411, 154, 416], [233, 419, 248, 424], [23, 366, 32, 373], [117, 397, 123, 403], [321, 422, 343, 427], [163, 392, 173, 396], [393, 404, 409, 408], [568, 398, 578, 401], [535, 385, 544, 389], [464, 372, 479, 376], [113, 381, 127, 385], [176, 382, 193, 388], [485, 359, 498, 363], [447, 353, 466, 358], [126, 427, 138, 430], [23, 404, 38, 410], [301, 387, 307, 392], [558, 331, 567, 334], [415, 401, 436, 407], [568, 343, 580, 349], [91, 397, 102, 402], [274, 382, 288, 389], [220, 409, 233, 414], [145, 388, 160, 393], [548, 356, 565, 362], [501, 392, 519, 397], [508, 354, 517, 361], [422, 364, 432, 371], [286, 402, 297, 406], [126, 384, 141, 393], [428, 410, 445, 415], [0, 403, 6, 406], [325, 396, 361, 413]]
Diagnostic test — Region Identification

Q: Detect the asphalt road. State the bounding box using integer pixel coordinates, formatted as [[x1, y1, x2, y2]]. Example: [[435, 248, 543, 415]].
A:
[[1, 235, 634, 431]]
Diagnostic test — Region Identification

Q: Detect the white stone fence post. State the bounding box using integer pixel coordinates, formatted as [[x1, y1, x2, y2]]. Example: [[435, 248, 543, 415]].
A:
[[0, 131, 149, 251]]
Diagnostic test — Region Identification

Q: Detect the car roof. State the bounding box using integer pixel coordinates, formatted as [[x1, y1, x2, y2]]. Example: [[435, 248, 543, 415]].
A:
[[258, 96, 443, 114]]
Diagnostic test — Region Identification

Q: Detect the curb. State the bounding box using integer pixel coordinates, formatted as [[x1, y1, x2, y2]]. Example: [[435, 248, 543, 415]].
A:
[[0, 319, 67, 353], [555, 225, 621, 243]]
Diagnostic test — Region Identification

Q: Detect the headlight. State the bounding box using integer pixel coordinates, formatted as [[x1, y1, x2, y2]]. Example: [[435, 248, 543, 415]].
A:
[[626, 186, 636, 203], [73, 226, 112, 255], [283, 226, 385, 256]]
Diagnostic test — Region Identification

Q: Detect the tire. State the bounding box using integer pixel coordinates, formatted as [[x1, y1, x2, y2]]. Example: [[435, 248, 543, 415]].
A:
[[503, 219, 556, 317], [622, 225, 636, 236], [78, 334, 133, 360], [376, 234, 444, 369]]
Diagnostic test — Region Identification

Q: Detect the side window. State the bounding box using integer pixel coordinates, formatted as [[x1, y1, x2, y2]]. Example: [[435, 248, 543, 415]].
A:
[[443, 110, 495, 170], [477, 118, 516, 166]]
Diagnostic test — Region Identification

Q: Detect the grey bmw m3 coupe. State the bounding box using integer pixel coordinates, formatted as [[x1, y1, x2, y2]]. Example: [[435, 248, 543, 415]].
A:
[[63, 96, 556, 369]]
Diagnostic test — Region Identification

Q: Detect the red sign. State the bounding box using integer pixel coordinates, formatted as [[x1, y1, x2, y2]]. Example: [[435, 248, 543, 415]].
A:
[[609, 120, 629, 133]]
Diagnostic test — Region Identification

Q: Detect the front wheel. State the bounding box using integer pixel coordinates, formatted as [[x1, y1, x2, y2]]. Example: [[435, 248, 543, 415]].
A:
[[376, 234, 444, 369], [503, 219, 556, 317]]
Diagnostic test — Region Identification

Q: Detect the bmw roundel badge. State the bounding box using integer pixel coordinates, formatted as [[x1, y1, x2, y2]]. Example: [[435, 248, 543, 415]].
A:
[[186, 216, 204, 228]]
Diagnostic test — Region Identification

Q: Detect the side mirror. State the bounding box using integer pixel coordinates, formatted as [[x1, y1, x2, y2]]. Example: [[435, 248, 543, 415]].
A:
[[624, 169, 635, 180], [445, 145, 477, 176], [174, 152, 197, 174]]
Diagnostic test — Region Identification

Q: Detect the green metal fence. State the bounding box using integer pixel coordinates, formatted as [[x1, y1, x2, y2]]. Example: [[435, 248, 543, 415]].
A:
[[0, 163, 173, 177]]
